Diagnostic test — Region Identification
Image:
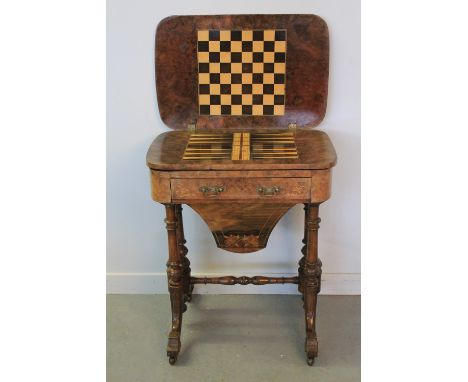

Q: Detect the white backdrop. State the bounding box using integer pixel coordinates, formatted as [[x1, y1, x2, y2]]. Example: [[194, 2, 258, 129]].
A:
[[107, 0, 360, 294]]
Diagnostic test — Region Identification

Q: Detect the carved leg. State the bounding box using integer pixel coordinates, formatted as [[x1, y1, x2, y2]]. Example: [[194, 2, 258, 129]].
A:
[[303, 203, 322, 366], [164, 204, 184, 365], [298, 204, 310, 299], [175, 205, 193, 304]]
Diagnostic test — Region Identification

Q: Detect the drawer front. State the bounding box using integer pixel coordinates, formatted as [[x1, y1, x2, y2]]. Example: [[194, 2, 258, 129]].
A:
[[171, 178, 310, 201]]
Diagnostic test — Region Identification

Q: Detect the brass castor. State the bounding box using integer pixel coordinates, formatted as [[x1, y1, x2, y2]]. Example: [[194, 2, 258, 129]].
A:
[[307, 356, 315, 366], [168, 355, 177, 365]]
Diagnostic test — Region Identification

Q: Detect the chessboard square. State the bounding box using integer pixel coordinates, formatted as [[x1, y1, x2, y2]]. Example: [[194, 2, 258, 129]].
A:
[[275, 41, 286, 52], [263, 84, 274, 94], [198, 73, 210, 84], [220, 41, 231, 52], [242, 94, 253, 104], [209, 52, 220, 62], [274, 84, 285, 94], [263, 41, 275, 52], [252, 63, 263, 73], [275, 30, 286, 41], [199, 63, 210, 73], [198, 41, 209, 52], [231, 73, 242, 84], [231, 94, 242, 105], [242, 73, 253, 84], [220, 84, 231, 94], [274, 73, 285, 84], [198, 52, 209, 63], [220, 73, 231, 84], [231, 30, 242, 41], [210, 84, 221, 94], [253, 52, 264, 63], [221, 105, 231, 115], [242, 30, 253, 41], [274, 95, 285, 105], [209, 30, 220, 41], [252, 84, 263, 94], [263, 105, 274, 115], [242, 41, 253, 52], [242, 63, 253, 73], [242, 105, 253, 115], [210, 73, 220, 84], [210, 63, 221, 73], [252, 73, 263, 84], [252, 105, 263, 115], [199, 84, 210, 94], [263, 52, 275, 63], [274, 105, 285, 115], [221, 94, 231, 104], [231, 84, 242, 94], [264, 30, 276, 41], [210, 95, 221, 105], [252, 94, 263, 105], [263, 94, 275, 105], [199, 94, 211, 105], [199, 104, 210, 115], [198, 30, 209, 41], [253, 30, 264, 41], [253, 41, 264, 52], [274, 52, 286, 63], [231, 105, 242, 115], [242, 52, 253, 63], [231, 63, 242, 74], [231, 41, 242, 52], [220, 30, 231, 41], [274, 63, 286, 73], [210, 104, 221, 115], [263, 63, 274, 73], [242, 84, 252, 94], [220, 52, 231, 63], [209, 41, 220, 52], [220, 63, 231, 73], [231, 52, 242, 63], [263, 73, 274, 84]]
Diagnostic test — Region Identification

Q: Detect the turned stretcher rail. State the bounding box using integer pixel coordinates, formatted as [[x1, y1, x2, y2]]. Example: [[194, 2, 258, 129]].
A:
[[191, 275, 299, 285]]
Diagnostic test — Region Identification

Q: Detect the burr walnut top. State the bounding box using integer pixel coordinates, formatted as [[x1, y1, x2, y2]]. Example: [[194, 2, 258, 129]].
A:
[[146, 129, 336, 171]]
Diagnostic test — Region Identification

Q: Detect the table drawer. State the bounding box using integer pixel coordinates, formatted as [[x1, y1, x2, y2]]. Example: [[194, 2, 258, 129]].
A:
[[171, 178, 310, 201]]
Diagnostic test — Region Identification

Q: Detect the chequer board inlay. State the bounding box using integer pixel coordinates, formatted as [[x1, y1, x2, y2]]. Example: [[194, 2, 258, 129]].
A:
[[197, 29, 287, 116]]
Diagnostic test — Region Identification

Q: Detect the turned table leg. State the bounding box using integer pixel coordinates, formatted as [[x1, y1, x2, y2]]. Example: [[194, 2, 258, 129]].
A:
[[164, 204, 184, 365], [175, 205, 193, 304], [303, 203, 322, 366]]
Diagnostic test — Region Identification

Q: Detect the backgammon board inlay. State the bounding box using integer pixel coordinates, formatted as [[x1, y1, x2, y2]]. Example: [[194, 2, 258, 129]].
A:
[[197, 29, 287, 116]]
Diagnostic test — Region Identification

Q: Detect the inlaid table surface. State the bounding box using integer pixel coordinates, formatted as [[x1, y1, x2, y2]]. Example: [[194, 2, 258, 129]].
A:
[[147, 14, 337, 366]]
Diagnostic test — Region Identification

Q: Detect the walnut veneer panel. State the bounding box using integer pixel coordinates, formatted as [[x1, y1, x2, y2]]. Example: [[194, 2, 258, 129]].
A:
[[156, 14, 329, 129]]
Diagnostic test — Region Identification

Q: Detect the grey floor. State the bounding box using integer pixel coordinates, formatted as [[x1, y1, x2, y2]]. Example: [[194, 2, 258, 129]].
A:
[[107, 294, 360, 382]]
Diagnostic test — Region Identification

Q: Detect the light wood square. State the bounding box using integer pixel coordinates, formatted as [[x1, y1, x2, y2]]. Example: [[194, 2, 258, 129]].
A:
[[242, 30, 253, 41], [198, 73, 210, 84], [231, 41, 242, 52], [242, 94, 252, 104], [231, 63, 242, 73], [274, 105, 285, 115], [220, 30, 231, 40], [209, 41, 220, 52], [275, 41, 286, 52], [220, 73, 231, 84], [263, 73, 274, 84], [252, 84, 263, 94], [231, 84, 242, 94], [220, 52, 231, 63], [263, 52, 275, 63], [252, 105, 263, 115], [242, 73, 252, 84], [209, 63, 220, 73], [221, 94, 231, 104], [253, 41, 264, 52], [210, 105, 221, 115], [274, 84, 285, 94], [210, 84, 221, 94], [264, 30, 275, 41], [263, 94, 275, 105], [199, 94, 210, 105], [198, 52, 209, 63], [231, 105, 242, 115], [274, 63, 286, 73], [242, 52, 253, 63], [198, 30, 209, 41], [252, 63, 263, 73]]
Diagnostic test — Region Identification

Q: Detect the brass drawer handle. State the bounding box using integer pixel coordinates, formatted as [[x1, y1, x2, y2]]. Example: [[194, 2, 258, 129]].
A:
[[257, 186, 281, 196], [199, 185, 225, 197]]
